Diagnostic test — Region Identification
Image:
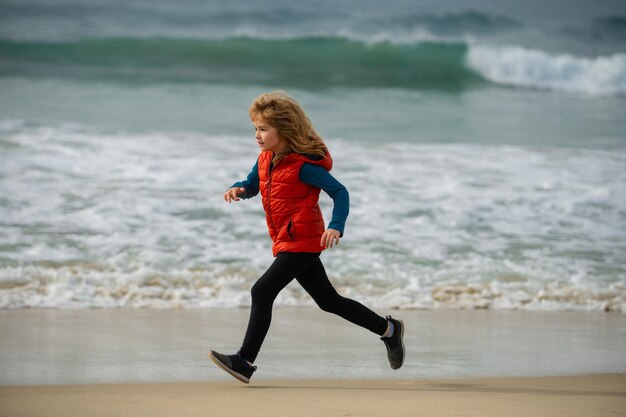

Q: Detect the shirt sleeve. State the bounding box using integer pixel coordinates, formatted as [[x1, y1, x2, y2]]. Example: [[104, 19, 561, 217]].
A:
[[229, 161, 260, 199], [299, 163, 349, 236]]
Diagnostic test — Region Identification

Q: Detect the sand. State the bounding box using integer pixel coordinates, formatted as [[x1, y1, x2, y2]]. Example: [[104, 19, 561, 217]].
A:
[[1, 374, 625, 417], [2, 308, 626, 385], [1, 308, 625, 416]]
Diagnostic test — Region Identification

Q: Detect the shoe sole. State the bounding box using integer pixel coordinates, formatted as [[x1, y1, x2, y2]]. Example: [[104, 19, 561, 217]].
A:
[[208, 351, 250, 384], [395, 319, 405, 370]]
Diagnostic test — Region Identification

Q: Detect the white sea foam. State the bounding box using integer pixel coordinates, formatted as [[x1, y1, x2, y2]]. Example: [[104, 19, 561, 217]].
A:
[[1, 123, 625, 310], [466, 44, 626, 96], [201, 23, 459, 50]]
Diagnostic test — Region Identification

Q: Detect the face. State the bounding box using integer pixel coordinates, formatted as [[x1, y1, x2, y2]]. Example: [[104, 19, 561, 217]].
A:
[[254, 118, 286, 153]]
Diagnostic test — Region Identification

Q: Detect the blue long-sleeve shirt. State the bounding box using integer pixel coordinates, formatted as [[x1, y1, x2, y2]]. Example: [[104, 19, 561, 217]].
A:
[[230, 160, 349, 236]]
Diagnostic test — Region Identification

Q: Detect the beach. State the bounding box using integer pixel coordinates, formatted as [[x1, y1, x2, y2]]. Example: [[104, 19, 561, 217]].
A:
[[2, 309, 626, 385], [2, 375, 625, 417], [1, 308, 625, 416], [2, 0, 626, 415]]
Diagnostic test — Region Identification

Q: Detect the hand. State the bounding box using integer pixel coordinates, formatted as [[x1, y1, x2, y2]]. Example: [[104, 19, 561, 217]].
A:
[[320, 228, 341, 249], [224, 187, 245, 203]]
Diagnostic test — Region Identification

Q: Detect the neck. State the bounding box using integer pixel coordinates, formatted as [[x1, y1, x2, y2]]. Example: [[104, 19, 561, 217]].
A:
[[273, 145, 291, 157], [271, 148, 291, 166]]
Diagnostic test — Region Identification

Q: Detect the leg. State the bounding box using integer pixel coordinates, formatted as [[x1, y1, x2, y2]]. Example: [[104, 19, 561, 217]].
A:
[[239, 252, 320, 363], [296, 258, 388, 336]]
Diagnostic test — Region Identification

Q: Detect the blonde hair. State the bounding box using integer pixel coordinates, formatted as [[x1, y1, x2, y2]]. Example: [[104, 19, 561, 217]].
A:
[[249, 91, 327, 163]]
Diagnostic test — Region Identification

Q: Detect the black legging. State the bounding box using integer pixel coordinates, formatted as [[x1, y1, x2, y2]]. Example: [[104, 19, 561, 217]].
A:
[[239, 252, 388, 363]]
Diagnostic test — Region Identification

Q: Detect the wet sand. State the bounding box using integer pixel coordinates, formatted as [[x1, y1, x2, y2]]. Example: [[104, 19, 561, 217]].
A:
[[1, 308, 625, 385], [1, 374, 625, 417], [1, 308, 625, 416]]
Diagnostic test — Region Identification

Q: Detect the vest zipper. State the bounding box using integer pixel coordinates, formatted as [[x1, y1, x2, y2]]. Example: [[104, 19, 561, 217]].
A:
[[266, 156, 284, 234]]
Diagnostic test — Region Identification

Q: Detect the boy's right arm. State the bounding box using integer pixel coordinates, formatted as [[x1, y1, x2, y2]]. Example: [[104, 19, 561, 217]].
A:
[[224, 161, 260, 203]]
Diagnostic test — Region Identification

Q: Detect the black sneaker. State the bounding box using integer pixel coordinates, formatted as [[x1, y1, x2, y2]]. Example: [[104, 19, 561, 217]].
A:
[[380, 316, 405, 370], [208, 350, 257, 384]]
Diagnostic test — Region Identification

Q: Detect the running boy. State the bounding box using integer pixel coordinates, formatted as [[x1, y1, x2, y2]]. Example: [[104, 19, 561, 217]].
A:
[[209, 91, 404, 383]]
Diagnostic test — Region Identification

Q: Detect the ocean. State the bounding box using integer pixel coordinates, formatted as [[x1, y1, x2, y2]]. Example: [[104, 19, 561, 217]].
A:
[[1, 0, 625, 311]]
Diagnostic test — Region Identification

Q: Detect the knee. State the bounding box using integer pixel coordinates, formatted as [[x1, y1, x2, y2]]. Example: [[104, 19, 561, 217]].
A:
[[316, 293, 342, 313], [250, 280, 273, 305], [250, 281, 264, 303], [317, 301, 336, 313]]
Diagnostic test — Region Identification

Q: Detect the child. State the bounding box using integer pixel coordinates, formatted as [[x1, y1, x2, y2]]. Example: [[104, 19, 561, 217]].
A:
[[209, 91, 404, 384]]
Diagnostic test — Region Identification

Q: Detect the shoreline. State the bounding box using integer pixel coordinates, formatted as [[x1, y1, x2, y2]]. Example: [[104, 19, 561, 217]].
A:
[[1, 374, 624, 417], [2, 308, 626, 386]]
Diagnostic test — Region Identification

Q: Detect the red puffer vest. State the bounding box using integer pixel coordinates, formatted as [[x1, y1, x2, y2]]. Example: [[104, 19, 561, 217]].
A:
[[257, 150, 333, 256]]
